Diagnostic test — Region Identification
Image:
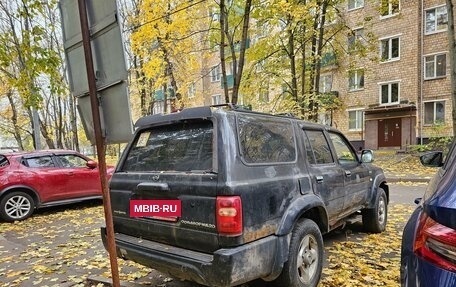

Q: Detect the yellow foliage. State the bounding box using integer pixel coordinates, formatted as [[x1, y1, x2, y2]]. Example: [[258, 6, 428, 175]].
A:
[[130, 0, 204, 99]]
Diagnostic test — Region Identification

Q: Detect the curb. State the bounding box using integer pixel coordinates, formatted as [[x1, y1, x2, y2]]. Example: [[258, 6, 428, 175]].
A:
[[386, 177, 431, 183]]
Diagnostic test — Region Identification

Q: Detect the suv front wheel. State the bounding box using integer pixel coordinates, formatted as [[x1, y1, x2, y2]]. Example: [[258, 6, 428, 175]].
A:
[[362, 187, 387, 233], [274, 218, 323, 287]]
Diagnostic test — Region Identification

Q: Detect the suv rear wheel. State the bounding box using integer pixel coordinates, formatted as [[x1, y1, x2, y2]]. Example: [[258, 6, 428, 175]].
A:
[[274, 218, 323, 287], [0, 191, 35, 222], [362, 187, 387, 233]]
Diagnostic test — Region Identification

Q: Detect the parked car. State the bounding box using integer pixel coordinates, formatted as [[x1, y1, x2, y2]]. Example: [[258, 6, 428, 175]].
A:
[[102, 105, 389, 287], [401, 141, 456, 286], [0, 149, 114, 222]]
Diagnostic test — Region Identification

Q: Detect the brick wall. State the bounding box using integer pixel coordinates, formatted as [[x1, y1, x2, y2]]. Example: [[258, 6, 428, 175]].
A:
[[333, 0, 454, 142]]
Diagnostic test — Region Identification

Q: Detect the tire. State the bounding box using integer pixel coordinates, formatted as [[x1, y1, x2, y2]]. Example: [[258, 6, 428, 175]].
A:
[[273, 218, 323, 287], [0, 192, 35, 222], [362, 187, 387, 233]]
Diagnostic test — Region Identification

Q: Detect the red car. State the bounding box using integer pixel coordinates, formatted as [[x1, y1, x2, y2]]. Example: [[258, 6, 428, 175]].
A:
[[0, 149, 114, 222]]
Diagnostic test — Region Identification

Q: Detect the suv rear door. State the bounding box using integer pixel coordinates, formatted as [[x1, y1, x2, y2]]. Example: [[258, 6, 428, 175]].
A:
[[110, 120, 220, 252], [302, 129, 345, 222]]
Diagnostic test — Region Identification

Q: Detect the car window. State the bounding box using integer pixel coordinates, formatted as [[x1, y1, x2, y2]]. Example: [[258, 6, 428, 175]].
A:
[[303, 130, 334, 165], [58, 154, 88, 168], [25, 156, 55, 168], [0, 155, 9, 168], [122, 121, 213, 172], [328, 132, 357, 164], [302, 130, 316, 165], [238, 114, 296, 164]]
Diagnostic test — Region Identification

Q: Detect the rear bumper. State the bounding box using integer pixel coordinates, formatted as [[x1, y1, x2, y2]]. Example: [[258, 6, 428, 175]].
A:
[[101, 227, 284, 287]]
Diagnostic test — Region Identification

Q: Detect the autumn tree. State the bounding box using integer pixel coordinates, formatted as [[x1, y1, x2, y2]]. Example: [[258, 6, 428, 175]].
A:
[[216, 0, 253, 105], [241, 0, 345, 118], [0, 0, 70, 150], [130, 0, 204, 113], [118, 0, 156, 118]]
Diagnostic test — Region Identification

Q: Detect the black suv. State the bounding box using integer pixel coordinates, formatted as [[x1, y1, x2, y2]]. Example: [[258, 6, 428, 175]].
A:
[[102, 105, 389, 287]]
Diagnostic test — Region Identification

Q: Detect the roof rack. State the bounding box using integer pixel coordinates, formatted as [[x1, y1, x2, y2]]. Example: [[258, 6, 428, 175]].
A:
[[210, 103, 252, 111], [274, 112, 297, 118], [211, 104, 301, 119]]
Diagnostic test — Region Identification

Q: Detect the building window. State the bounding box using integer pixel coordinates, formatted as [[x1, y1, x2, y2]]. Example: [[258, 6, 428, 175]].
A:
[[348, 27, 364, 51], [226, 61, 236, 76], [210, 65, 221, 82], [255, 59, 266, 72], [209, 7, 219, 22], [211, 94, 223, 105], [318, 112, 331, 126], [425, 6, 448, 34], [380, 36, 400, 62], [153, 101, 165, 114], [187, 82, 196, 98], [348, 69, 364, 91], [319, 74, 333, 93], [380, 0, 400, 17], [259, 82, 270, 102], [256, 22, 268, 39], [259, 89, 269, 102], [348, 110, 364, 131], [424, 101, 445, 125], [379, 82, 399, 105], [348, 0, 364, 10], [425, 53, 446, 79]]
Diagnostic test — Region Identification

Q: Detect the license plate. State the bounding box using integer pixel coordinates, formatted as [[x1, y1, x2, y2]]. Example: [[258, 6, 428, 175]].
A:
[[129, 199, 181, 219]]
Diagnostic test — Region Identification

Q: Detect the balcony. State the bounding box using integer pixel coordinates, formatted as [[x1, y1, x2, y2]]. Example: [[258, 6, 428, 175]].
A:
[[221, 74, 234, 89]]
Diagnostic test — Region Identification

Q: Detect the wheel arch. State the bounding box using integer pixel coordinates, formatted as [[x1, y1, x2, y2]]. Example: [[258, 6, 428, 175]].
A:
[[366, 174, 389, 208], [276, 194, 329, 236], [0, 186, 40, 207]]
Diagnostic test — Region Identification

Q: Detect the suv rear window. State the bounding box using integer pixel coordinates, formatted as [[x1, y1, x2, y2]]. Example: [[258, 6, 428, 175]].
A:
[[122, 121, 213, 172], [238, 114, 296, 164]]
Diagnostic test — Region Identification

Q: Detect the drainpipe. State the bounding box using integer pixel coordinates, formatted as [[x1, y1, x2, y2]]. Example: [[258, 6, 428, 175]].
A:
[[420, 0, 424, 145]]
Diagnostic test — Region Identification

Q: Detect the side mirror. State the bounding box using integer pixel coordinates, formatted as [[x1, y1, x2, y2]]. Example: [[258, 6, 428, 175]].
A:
[[86, 160, 98, 169], [414, 198, 422, 205], [420, 151, 443, 167], [360, 149, 374, 163]]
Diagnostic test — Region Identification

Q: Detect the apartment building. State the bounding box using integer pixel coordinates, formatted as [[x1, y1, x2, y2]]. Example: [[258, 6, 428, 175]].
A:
[[189, 0, 453, 150], [330, 0, 453, 149]]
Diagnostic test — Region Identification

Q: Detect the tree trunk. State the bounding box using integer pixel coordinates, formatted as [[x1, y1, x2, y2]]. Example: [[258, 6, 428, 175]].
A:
[[134, 56, 148, 116], [231, 0, 252, 105], [288, 21, 298, 107], [69, 95, 79, 152], [219, 0, 230, 104], [39, 115, 55, 149], [447, 0, 456, 136], [6, 92, 24, 150]]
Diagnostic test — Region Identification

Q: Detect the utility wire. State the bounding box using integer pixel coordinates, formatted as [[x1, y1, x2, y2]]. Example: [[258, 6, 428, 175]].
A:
[[124, 0, 208, 33]]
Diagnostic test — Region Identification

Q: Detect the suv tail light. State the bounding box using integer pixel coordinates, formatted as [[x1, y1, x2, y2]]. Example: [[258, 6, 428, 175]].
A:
[[414, 213, 456, 272], [216, 196, 242, 236]]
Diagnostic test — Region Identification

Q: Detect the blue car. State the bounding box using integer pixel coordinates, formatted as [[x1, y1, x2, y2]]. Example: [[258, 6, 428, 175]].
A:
[[401, 140, 456, 286]]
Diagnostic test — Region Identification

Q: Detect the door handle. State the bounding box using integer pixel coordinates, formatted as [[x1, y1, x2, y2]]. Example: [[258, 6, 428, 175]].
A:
[[316, 176, 324, 183], [344, 170, 352, 177]]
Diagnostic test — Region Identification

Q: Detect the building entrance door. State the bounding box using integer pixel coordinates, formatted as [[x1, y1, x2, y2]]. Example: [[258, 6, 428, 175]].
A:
[[378, 118, 401, 147]]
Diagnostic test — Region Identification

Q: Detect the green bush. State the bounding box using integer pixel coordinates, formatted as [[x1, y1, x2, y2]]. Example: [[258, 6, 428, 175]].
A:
[[427, 136, 453, 151]]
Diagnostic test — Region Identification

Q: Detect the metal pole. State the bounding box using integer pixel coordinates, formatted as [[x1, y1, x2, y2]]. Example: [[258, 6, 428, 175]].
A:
[[76, 1, 120, 286]]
